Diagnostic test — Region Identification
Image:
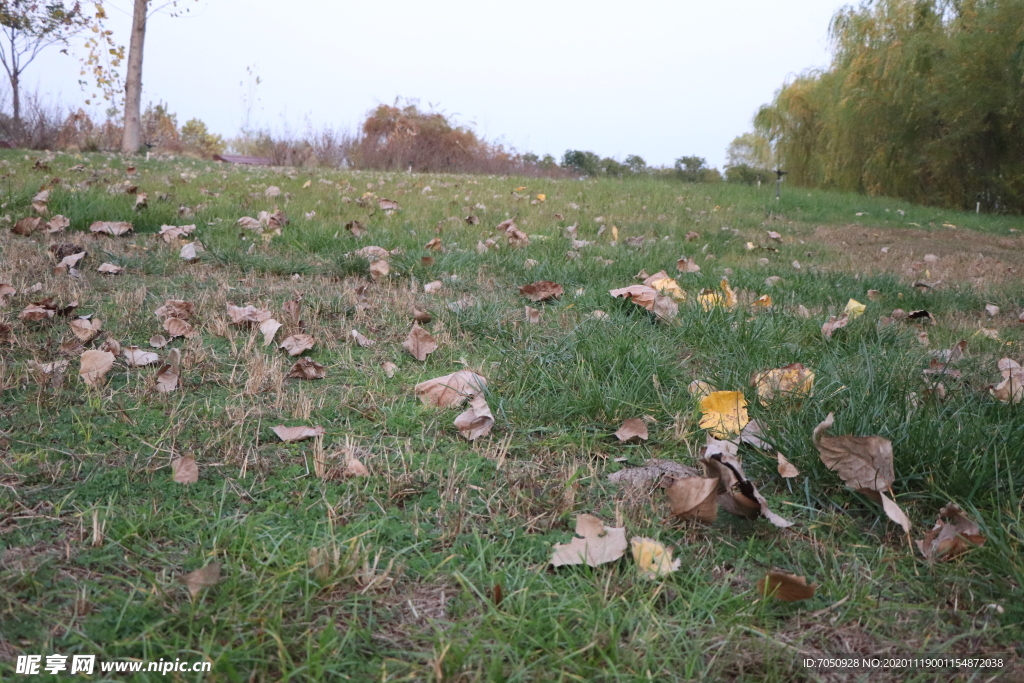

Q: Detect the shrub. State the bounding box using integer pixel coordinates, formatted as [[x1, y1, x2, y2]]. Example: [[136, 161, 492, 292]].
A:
[[181, 118, 226, 157]]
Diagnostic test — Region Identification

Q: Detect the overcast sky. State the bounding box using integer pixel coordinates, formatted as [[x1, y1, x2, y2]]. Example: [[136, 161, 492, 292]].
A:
[[30, 0, 847, 168]]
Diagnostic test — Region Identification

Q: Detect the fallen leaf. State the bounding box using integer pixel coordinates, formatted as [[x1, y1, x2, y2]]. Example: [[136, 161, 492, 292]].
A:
[[288, 357, 326, 379], [757, 572, 815, 602], [13, 216, 43, 235], [345, 220, 366, 237], [630, 537, 681, 579], [643, 271, 686, 301], [163, 317, 196, 338], [345, 457, 369, 477], [97, 262, 123, 274], [260, 318, 282, 346], [697, 278, 737, 310], [369, 259, 390, 280], [812, 413, 894, 496], [665, 476, 718, 523], [155, 348, 181, 392], [767, 231, 782, 241], [751, 363, 815, 405], [79, 350, 115, 388], [149, 335, 168, 348], [879, 490, 911, 533], [89, 221, 133, 236], [283, 297, 302, 324], [415, 370, 487, 408], [821, 314, 849, 339], [183, 563, 221, 599], [155, 300, 195, 321], [402, 323, 437, 361], [676, 256, 701, 273], [227, 303, 273, 325], [350, 329, 374, 347], [382, 361, 398, 378], [916, 503, 985, 561], [265, 185, 281, 198], [424, 237, 443, 251], [524, 306, 541, 324], [520, 281, 563, 302], [354, 245, 390, 261], [280, 334, 315, 356], [990, 358, 1024, 404], [411, 307, 432, 323], [454, 393, 494, 440], [378, 198, 399, 211], [123, 346, 160, 367], [845, 299, 866, 318], [273, 425, 325, 442], [158, 224, 196, 242], [423, 280, 442, 294], [172, 456, 198, 484], [45, 215, 69, 233], [701, 452, 792, 527], [180, 241, 202, 261], [752, 294, 773, 308], [698, 391, 749, 438], [447, 297, 476, 313], [551, 514, 628, 568], [685, 231, 700, 241], [615, 418, 648, 442], [98, 337, 120, 355], [777, 453, 800, 478], [70, 317, 103, 342]]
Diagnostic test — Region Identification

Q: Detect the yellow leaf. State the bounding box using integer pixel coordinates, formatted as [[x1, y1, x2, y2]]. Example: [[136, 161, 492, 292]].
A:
[[845, 298, 866, 318], [698, 391, 749, 437], [630, 537, 681, 579], [643, 271, 686, 302], [751, 363, 815, 405], [698, 278, 737, 311], [536, 194, 546, 202], [611, 226, 618, 242], [752, 294, 772, 308]]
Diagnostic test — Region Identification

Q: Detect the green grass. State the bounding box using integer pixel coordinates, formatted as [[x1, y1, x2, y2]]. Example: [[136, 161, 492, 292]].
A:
[[1, 150, 1022, 682]]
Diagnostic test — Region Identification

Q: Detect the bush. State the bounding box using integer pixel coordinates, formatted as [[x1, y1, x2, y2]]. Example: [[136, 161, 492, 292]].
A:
[[181, 118, 226, 157], [725, 163, 774, 185], [674, 156, 722, 183]]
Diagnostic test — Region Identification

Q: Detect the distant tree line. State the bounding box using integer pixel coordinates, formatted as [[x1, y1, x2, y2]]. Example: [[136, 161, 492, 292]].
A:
[[753, 0, 1024, 213]]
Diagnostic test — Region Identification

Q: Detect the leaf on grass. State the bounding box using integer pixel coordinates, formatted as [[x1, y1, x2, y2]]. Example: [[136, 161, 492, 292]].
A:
[[369, 259, 390, 280], [698, 391, 749, 438], [97, 262, 123, 274], [158, 224, 196, 242], [45, 215, 69, 233], [378, 198, 400, 211], [630, 537, 681, 579], [415, 370, 487, 408], [123, 346, 160, 367], [402, 323, 437, 361], [260, 318, 282, 346], [845, 298, 866, 318], [382, 361, 398, 378], [163, 317, 196, 339], [821, 314, 849, 339], [149, 335, 168, 349], [184, 563, 221, 599], [643, 271, 686, 301], [751, 363, 815, 406], [288, 357, 326, 379], [701, 452, 792, 527], [916, 503, 985, 561], [411, 307, 432, 323], [273, 425, 325, 442], [0, 283, 15, 305], [757, 572, 815, 601], [227, 303, 273, 325], [346, 456, 370, 477], [676, 256, 700, 273], [752, 294, 773, 308], [79, 350, 115, 388], [551, 514, 628, 568], [698, 279, 737, 310], [345, 220, 366, 237], [70, 317, 103, 342], [155, 300, 195, 321], [13, 216, 44, 235], [609, 284, 677, 320], [424, 237, 443, 251], [280, 334, 315, 356], [172, 456, 198, 484], [665, 476, 719, 523], [990, 358, 1024, 404], [423, 280, 442, 294], [180, 241, 203, 261], [447, 297, 476, 313], [812, 413, 894, 496], [454, 393, 494, 440], [156, 348, 181, 393], [777, 453, 800, 478], [351, 329, 374, 347], [89, 221, 133, 236], [608, 459, 701, 486], [520, 281, 564, 302], [615, 418, 648, 442], [524, 306, 541, 324], [283, 297, 302, 325], [879, 490, 911, 533]]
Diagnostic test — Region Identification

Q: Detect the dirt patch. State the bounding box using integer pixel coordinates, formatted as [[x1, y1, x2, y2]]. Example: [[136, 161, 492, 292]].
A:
[[813, 225, 1024, 290]]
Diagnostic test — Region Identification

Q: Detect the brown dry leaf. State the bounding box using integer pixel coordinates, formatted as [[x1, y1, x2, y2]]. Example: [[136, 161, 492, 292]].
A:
[[701, 452, 792, 527], [665, 476, 719, 523], [447, 297, 476, 313], [272, 424, 325, 442], [752, 294, 773, 308], [630, 537, 681, 579], [676, 256, 701, 273], [608, 459, 700, 486], [345, 457, 370, 477], [158, 224, 196, 242], [990, 358, 1024, 404], [402, 323, 437, 361], [283, 297, 302, 325], [27, 359, 70, 383], [98, 337, 120, 355], [415, 370, 487, 408], [354, 245, 390, 261], [685, 230, 700, 241], [13, 216, 43, 235], [79, 350, 115, 388], [698, 391, 749, 438], [454, 393, 494, 441], [411, 307, 432, 324], [879, 490, 911, 533], [369, 259, 389, 280], [985, 304, 1000, 317], [171, 456, 199, 484], [97, 262, 123, 275], [134, 192, 148, 210], [505, 223, 530, 248], [751, 363, 815, 406], [917, 503, 985, 561], [123, 346, 160, 367], [89, 221, 133, 236], [179, 241, 203, 261], [155, 348, 181, 393], [643, 271, 686, 302], [163, 317, 195, 338], [0, 282, 15, 305], [349, 329, 373, 347], [423, 280, 443, 295], [524, 306, 541, 324], [345, 220, 366, 237], [280, 334, 315, 356], [821, 314, 850, 339], [149, 334, 168, 348], [260, 318, 282, 346], [615, 418, 648, 442], [421, 256, 435, 267], [382, 361, 398, 378], [45, 215, 69, 233], [812, 413, 894, 495], [757, 572, 815, 602], [777, 453, 800, 478], [550, 514, 628, 568], [378, 198, 400, 211], [520, 281, 563, 302], [610, 285, 656, 310], [155, 300, 195, 321], [288, 357, 326, 380], [183, 563, 221, 599], [424, 237, 443, 251], [766, 231, 782, 241], [227, 303, 273, 325], [18, 304, 51, 323], [70, 317, 103, 342]]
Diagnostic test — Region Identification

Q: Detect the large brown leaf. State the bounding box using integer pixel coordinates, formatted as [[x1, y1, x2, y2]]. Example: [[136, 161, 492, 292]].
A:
[[402, 323, 437, 361], [288, 357, 326, 380], [700, 452, 792, 528], [156, 348, 181, 393], [172, 456, 199, 484], [414, 370, 487, 408], [89, 221, 133, 236], [79, 350, 115, 388], [453, 393, 494, 441], [812, 412, 894, 495], [550, 514, 627, 568], [615, 417, 648, 442], [183, 562, 221, 599], [280, 334, 315, 357], [665, 476, 719, 523], [272, 425, 325, 442], [520, 281, 563, 302], [70, 317, 103, 342], [757, 572, 815, 601], [227, 303, 273, 325], [916, 503, 985, 561], [155, 300, 195, 321]]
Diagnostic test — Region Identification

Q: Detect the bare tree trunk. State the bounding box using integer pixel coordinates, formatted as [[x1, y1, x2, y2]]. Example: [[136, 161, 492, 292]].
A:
[[12, 71, 20, 127], [120, 0, 148, 154]]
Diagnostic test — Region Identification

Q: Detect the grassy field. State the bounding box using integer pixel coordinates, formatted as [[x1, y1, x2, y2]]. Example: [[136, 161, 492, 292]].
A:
[[1, 150, 1022, 682]]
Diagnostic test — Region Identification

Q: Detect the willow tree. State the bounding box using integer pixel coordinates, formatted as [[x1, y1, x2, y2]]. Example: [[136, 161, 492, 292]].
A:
[[755, 0, 1024, 212]]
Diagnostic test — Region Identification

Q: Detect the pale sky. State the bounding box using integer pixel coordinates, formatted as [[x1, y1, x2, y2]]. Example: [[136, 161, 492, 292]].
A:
[[30, 0, 847, 168]]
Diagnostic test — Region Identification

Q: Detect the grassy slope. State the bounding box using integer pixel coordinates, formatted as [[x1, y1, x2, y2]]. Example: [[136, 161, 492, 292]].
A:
[[1, 151, 1022, 682]]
